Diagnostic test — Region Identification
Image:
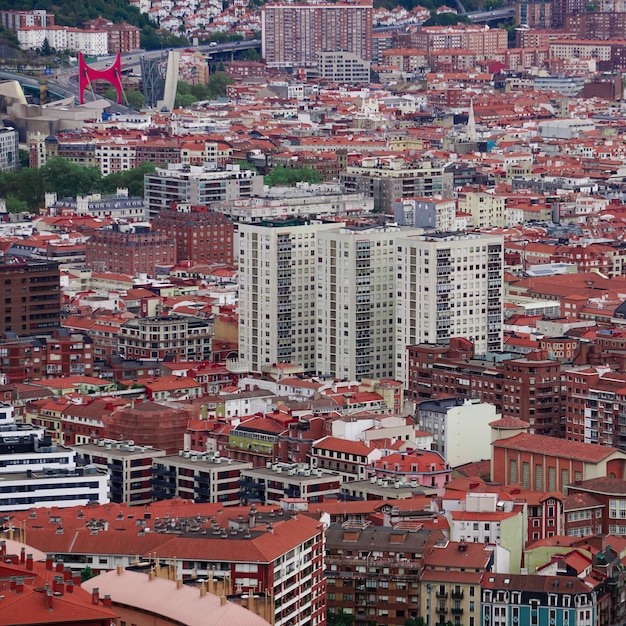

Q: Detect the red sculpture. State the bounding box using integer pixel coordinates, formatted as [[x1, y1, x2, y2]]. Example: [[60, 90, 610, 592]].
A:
[[78, 52, 123, 105]]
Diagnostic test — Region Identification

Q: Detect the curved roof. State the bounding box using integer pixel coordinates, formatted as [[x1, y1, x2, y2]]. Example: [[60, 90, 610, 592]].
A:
[[83, 569, 271, 626]]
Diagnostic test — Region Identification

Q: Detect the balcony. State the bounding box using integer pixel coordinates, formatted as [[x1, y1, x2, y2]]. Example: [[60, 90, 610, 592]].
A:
[[451, 590, 464, 600], [436, 606, 448, 614], [451, 607, 463, 615], [436, 591, 448, 599]]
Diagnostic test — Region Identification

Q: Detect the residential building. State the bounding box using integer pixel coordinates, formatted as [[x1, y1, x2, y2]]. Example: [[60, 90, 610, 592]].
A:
[[144, 164, 264, 219], [411, 24, 508, 54], [84, 17, 141, 53], [416, 398, 498, 467], [0, 402, 109, 511], [117, 314, 213, 362], [393, 197, 456, 231], [341, 156, 444, 214], [227, 416, 286, 468], [238, 462, 342, 504], [317, 51, 371, 84], [85, 225, 176, 278], [481, 574, 599, 626], [420, 541, 492, 626], [238, 218, 338, 373], [370, 450, 452, 492], [396, 232, 504, 384], [45, 190, 147, 221], [310, 436, 381, 482], [325, 523, 444, 626], [316, 225, 420, 381], [17, 25, 108, 55], [10, 500, 327, 626], [151, 450, 252, 505], [0, 258, 60, 336], [0, 126, 18, 172], [152, 204, 235, 266], [72, 438, 166, 506], [0, 9, 51, 32], [83, 568, 271, 626], [262, 1, 373, 68], [0, 329, 93, 383]]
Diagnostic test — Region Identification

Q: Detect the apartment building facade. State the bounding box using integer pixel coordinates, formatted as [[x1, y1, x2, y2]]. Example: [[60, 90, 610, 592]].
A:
[[262, 1, 373, 68], [238, 218, 338, 373], [396, 232, 504, 384], [316, 225, 420, 381], [0, 258, 60, 336]]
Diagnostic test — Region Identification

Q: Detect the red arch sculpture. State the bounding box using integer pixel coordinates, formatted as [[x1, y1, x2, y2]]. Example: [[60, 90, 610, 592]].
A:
[[78, 52, 123, 105]]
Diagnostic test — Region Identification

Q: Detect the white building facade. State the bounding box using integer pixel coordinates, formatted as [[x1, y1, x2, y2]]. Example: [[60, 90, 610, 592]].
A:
[[396, 231, 504, 383], [238, 218, 338, 373]]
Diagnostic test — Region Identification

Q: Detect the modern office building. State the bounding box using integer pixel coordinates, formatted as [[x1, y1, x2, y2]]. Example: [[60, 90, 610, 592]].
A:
[[316, 224, 420, 380], [144, 163, 264, 218], [396, 232, 504, 384], [262, 0, 373, 68], [0, 125, 19, 172], [238, 218, 338, 373], [317, 51, 371, 84], [0, 258, 60, 336]]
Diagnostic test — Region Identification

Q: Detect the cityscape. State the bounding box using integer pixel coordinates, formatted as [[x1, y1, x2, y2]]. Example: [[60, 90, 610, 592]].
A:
[[1, 0, 626, 625]]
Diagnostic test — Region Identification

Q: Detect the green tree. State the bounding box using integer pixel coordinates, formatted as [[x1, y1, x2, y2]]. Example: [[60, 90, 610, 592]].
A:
[[206, 73, 234, 99], [100, 161, 156, 197], [175, 92, 198, 108], [18, 149, 29, 168], [124, 90, 145, 110], [405, 619, 427, 626], [265, 166, 321, 187], [81, 565, 95, 582], [41, 156, 101, 198], [40, 37, 52, 57], [5, 196, 30, 213]]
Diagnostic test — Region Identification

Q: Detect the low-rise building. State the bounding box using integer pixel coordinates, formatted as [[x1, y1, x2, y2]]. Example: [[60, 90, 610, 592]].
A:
[[151, 450, 252, 505], [238, 462, 342, 504]]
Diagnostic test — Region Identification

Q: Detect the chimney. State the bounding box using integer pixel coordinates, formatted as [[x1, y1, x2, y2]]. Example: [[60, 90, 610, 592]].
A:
[[20, 548, 25, 564], [10, 577, 16, 591], [176, 579, 183, 589], [15, 578, 24, 594], [63, 567, 72, 581], [220, 596, 227, 606], [148, 571, 155, 581], [103, 594, 112, 608], [56, 562, 64, 573], [200, 583, 207, 598], [45, 555, 53, 571], [92, 587, 100, 605], [66, 579, 74, 594], [46, 588, 53, 610], [73, 574, 82, 586], [116, 565, 124, 576], [248, 593, 255, 612], [0, 540, 5, 556], [52, 577, 61, 593], [26, 554, 33, 571]]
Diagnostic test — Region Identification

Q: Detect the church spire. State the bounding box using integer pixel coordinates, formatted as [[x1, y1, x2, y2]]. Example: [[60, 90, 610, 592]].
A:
[[467, 98, 478, 142]]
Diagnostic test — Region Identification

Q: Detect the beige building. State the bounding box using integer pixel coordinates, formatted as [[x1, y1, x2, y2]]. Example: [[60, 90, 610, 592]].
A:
[[457, 189, 507, 227]]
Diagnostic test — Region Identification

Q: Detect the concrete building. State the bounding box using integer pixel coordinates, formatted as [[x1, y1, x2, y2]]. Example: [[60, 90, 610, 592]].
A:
[[151, 450, 252, 506], [262, 1, 373, 68], [238, 218, 338, 373], [117, 314, 213, 362], [0, 402, 109, 511], [416, 398, 498, 467], [0, 258, 60, 336], [72, 438, 166, 506], [45, 190, 147, 221], [393, 196, 455, 231], [238, 462, 342, 504], [341, 156, 444, 214], [396, 232, 504, 384], [144, 163, 264, 219], [317, 51, 371, 84], [0, 125, 18, 172], [316, 225, 421, 380]]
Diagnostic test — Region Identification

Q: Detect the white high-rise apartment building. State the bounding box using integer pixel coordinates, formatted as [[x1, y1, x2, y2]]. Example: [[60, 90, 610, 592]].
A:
[[316, 224, 421, 380], [396, 231, 504, 383], [238, 218, 339, 373]]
